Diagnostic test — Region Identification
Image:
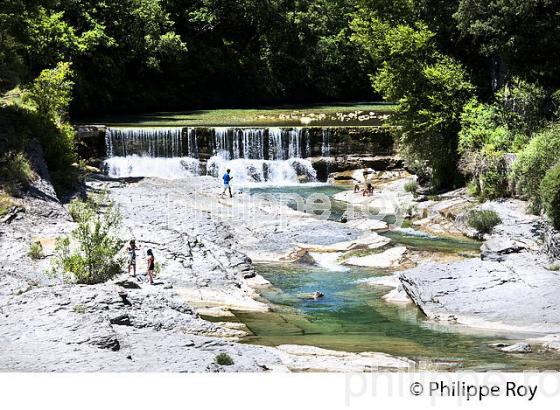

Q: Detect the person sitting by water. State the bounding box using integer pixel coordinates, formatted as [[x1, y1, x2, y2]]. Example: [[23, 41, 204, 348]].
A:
[[354, 183, 360, 193], [220, 169, 233, 198], [312, 291, 324, 299], [362, 183, 374, 197]]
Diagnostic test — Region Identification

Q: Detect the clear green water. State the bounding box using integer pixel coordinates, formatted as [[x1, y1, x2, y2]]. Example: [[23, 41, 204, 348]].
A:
[[380, 230, 482, 255], [230, 185, 560, 370], [236, 263, 560, 371], [245, 184, 349, 220]]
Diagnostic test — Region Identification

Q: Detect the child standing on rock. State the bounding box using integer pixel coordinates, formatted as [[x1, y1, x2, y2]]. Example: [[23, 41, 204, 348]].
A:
[[127, 240, 139, 277], [146, 249, 155, 285]]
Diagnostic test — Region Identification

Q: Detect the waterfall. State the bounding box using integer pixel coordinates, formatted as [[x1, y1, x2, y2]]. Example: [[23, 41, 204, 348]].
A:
[[207, 157, 316, 185], [103, 156, 199, 179], [105, 127, 184, 157], [321, 130, 331, 157], [321, 129, 332, 176], [102, 126, 317, 183], [207, 127, 315, 185], [187, 128, 199, 158], [102, 127, 199, 179]]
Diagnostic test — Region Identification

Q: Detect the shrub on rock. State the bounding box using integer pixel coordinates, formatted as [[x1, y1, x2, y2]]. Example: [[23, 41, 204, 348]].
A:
[[540, 163, 560, 230], [467, 209, 502, 234], [215, 353, 234, 366], [404, 180, 418, 194], [52, 192, 124, 284], [28, 241, 44, 260]]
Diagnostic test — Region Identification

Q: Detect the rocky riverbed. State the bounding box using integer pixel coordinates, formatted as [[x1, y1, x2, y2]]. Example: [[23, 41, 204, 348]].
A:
[[0, 159, 414, 372], [328, 170, 560, 352], [398, 198, 560, 334], [3, 152, 560, 371]]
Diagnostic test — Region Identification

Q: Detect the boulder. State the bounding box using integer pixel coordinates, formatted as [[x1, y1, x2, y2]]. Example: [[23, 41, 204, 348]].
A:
[[501, 343, 532, 354], [398, 252, 560, 333], [481, 237, 524, 261], [544, 225, 560, 259], [544, 341, 560, 351]]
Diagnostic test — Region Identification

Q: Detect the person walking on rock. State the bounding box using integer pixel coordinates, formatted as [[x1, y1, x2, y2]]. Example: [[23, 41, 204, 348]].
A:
[[220, 169, 233, 198]]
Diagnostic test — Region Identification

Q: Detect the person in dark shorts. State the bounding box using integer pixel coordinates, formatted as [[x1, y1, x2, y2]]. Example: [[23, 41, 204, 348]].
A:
[[146, 249, 155, 285]]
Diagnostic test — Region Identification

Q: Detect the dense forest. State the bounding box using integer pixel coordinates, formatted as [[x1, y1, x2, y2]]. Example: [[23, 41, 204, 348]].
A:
[[2, 0, 560, 227]]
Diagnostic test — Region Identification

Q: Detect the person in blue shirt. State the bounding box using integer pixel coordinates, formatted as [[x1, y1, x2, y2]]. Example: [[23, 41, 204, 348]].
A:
[[220, 169, 233, 198]]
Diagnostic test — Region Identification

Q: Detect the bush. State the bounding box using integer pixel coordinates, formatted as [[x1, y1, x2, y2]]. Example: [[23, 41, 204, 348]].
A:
[[28, 241, 44, 259], [0, 151, 34, 195], [513, 124, 560, 212], [540, 163, 560, 229], [547, 263, 560, 272], [467, 209, 502, 234], [0, 193, 14, 216], [73, 304, 86, 314], [1, 62, 78, 196], [52, 193, 124, 284], [404, 180, 418, 194], [24, 62, 74, 124], [215, 353, 234, 366]]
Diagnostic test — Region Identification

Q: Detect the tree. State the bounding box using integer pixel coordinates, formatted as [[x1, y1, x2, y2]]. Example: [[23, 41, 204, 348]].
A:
[[25, 62, 74, 124], [52, 193, 124, 284], [513, 124, 560, 211], [352, 15, 474, 189], [454, 0, 560, 89], [540, 163, 560, 229]]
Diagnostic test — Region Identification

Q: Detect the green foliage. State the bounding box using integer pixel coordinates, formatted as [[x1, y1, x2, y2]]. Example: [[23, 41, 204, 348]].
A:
[[28, 241, 44, 260], [0, 193, 15, 216], [457, 102, 510, 200], [495, 78, 547, 143], [540, 163, 560, 229], [215, 353, 234, 366], [0, 4, 25, 92], [458, 99, 509, 154], [0, 151, 34, 196], [1, 61, 78, 195], [2, 0, 376, 114], [458, 78, 548, 201], [52, 193, 124, 284], [547, 263, 560, 272], [24, 62, 74, 124], [513, 124, 560, 212], [352, 15, 474, 189], [454, 1, 560, 87], [467, 209, 502, 234], [73, 304, 86, 314], [477, 158, 509, 201], [404, 180, 418, 194]]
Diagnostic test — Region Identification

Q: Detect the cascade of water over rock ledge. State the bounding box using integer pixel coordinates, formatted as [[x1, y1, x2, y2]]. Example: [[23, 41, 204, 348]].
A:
[[102, 127, 321, 184]]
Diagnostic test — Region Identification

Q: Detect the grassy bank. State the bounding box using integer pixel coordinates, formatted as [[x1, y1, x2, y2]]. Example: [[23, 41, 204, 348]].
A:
[[76, 102, 394, 127]]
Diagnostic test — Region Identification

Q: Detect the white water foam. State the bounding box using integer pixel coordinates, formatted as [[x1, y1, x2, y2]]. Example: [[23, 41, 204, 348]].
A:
[[206, 154, 317, 185], [103, 155, 200, 179], [102, 126, 327, 183], [308, 252, 349, 272]]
